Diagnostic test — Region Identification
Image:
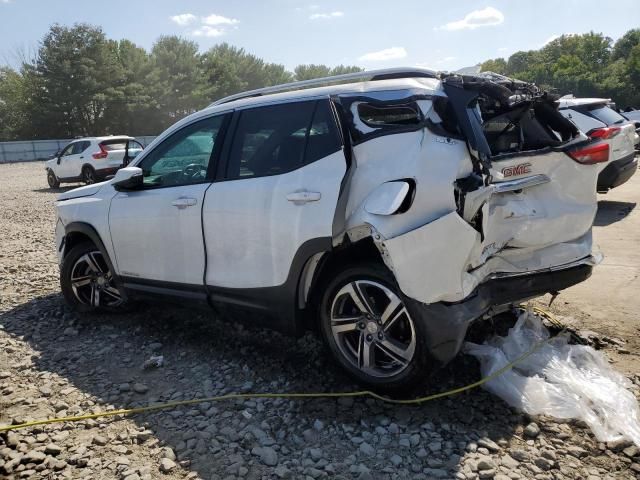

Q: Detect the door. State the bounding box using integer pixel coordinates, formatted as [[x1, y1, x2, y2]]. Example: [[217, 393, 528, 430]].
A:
[[57, 142, 84, 178], [108, 113, 229, 286], [203, 99, 346, 289]]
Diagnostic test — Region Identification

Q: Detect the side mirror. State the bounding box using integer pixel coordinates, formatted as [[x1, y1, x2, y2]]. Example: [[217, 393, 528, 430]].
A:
[[112, 167, 143, 191], [56, 156, 61, 165]]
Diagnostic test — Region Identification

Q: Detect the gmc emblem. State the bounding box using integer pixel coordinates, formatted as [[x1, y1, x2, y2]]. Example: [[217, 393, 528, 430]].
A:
[[501, 162, 531, 177]]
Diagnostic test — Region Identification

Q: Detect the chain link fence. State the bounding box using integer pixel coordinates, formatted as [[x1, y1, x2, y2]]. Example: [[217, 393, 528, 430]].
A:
[[0, 136, 157, 163]]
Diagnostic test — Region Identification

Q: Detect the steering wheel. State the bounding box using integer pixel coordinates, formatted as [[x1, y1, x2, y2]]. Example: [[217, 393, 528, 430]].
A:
[[183, 163, 203, 179]]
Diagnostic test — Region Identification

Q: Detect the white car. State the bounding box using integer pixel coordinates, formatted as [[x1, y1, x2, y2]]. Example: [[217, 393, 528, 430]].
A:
[[45, 136, 144, 188], [557, 97, 638, 192], [54, 68, 605, 388]]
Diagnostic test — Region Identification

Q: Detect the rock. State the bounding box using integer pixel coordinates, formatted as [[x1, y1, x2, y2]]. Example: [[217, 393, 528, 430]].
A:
[[477, 457, 496, 471], [510, 449, 530, 462], [309, 448, 323, 461], [500, 454, 519, 469], [159, 458, 176, 473], [313, 419, 324, 431], [92, 435, 108, 446], [567, 446, 588, 458], [524, 422, 540, 438], [118, 383, 131, 393], [390, 454, 402, 466], [254, 446, 278, 466], [478, 469, 496, 479], [478, 438, 500, 452], [274, 465, 292, 478], [623, 445, 639, 458], [133, 383, 149, 394], [44, 444, 62, 456], [24, 451, 47, 464], [534, 457, 554, 471], [160, 447, 176, 461], [359, 442, 375, 456]]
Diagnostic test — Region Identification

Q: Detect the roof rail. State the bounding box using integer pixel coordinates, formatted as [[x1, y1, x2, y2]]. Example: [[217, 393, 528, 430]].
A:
[[209, 67, 439, 107]]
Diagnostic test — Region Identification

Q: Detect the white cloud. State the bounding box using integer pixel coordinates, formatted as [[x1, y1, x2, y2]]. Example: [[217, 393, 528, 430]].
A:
[[201, 14, 239, 26], [359, 47, 407, 62], [310, 11, 344, 20], [437, 7, 504, 31], [170, 13, 197, 26], [191, 26, 226, 38]]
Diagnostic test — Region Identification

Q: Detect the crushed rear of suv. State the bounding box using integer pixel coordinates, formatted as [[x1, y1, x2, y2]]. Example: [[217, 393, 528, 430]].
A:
[[54, 68, 604, 389]]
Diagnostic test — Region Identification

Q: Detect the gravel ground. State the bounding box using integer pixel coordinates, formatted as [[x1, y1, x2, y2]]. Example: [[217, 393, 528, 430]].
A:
[[1, 161, 640, 480]]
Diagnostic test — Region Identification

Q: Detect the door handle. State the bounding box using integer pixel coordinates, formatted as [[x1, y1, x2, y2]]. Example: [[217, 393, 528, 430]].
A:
[[286, 191, 321, 204], [171, 197, 198, 209], [79, 156, 84, 159]]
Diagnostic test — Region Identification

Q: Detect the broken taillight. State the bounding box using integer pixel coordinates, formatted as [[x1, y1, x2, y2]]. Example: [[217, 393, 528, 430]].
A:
[[92, 144, 108, 160], [567, 141, 609, 165], [587, 126, 621, 139]]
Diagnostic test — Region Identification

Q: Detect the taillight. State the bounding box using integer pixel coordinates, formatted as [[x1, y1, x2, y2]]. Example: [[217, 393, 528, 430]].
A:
[[588, 126, 621, 139], [92, 144, 108, 160], [567, 141, 609, 165]]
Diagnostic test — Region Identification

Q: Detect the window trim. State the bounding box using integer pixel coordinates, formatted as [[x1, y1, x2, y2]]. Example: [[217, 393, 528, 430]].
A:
[[132, 112, 231, 191], [216, 98, 342, 183]]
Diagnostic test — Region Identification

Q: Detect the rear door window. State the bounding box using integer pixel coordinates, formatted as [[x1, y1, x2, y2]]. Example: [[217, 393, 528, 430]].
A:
[[225, 99, 340, 179], [100, 140, 128, 151]]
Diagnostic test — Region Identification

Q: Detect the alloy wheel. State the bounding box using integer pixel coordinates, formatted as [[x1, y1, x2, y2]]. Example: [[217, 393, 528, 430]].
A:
[[70, 250, 122, 308], [330, 280, 416, 378], [83, 168, 95, 184]]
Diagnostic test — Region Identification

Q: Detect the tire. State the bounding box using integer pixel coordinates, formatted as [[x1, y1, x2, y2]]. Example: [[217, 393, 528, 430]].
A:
[[82, 166, 96, 184], [318, 263, 432, 390], [60, 241, 126, 313], [47, 169, 60, 189]]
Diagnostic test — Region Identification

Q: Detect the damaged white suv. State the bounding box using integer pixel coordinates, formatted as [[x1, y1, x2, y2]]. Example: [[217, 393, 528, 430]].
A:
[[54, 68, 605, 389]]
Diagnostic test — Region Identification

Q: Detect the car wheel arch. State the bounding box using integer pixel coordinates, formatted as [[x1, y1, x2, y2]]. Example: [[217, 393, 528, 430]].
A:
[[63, 223, 118, 280]]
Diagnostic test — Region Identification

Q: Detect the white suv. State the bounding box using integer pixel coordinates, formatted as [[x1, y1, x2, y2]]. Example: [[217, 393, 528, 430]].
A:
[[557, 97, 638, 192], [45, 136, 144, 188], [54, 68, 604, 388]]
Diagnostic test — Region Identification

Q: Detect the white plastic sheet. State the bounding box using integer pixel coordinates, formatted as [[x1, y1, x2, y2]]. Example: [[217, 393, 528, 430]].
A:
[[464, 310, 640, 446]]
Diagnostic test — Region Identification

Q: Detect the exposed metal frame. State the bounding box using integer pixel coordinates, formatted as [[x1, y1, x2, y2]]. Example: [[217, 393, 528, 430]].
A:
[[209, 67, 439, 107]]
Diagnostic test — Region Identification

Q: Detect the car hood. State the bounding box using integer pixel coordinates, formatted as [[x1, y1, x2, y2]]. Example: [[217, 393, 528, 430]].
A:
[[58, 182, 107, 201]]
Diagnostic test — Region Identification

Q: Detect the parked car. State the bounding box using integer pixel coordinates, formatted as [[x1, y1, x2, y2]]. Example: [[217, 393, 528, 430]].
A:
[[557, 97, 637, 192], [53, 68, 604, 389], [45, 136, 144, 188]]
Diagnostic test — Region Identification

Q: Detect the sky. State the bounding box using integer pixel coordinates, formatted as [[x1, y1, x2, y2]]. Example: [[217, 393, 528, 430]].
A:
[[0, 0, 639, 71]]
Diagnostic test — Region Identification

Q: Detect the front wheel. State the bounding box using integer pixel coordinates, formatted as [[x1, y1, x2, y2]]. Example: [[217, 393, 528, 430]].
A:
[[60, 242, 126, 312], [318, 264, 431, 390], [47, 169, 60, 189]]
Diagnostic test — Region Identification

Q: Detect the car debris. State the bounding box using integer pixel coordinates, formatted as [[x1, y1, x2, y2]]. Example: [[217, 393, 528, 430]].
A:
[[465, 309, 640, 446]]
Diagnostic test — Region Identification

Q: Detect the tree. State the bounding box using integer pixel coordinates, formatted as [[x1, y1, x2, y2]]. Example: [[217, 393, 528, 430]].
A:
[[479, 58, 507, 75], [0, 67, 27, 140], [200, 43, 292, 102], [612, 29, 640, 61], [24, 24, 122, 138], [294, 64, 362, 81]]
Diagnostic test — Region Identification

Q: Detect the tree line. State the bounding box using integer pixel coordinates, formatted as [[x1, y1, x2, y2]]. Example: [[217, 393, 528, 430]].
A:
[[1, 25, 639, 141], [0, 24, 362, 141], [480, 29, 640, 109]]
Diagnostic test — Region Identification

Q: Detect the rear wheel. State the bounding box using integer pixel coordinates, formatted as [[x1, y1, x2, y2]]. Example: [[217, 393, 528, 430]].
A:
[[60, 242, 125, 312], [318, 264, 431, 390], [47, 169, 60, 189], [82, 166, 96, 184]]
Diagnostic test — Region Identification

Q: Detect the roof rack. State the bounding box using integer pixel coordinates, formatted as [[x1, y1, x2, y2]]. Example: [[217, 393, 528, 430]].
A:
[[210, 67, 439, 107]]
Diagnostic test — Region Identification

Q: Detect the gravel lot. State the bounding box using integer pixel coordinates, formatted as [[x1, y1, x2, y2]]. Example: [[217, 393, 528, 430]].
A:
[[1, 160, 639, 480]]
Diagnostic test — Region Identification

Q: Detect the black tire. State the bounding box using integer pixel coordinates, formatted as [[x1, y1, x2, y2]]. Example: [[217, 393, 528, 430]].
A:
[[82, 166, 96, 184], [47, 169, 60, 189], [318, 263, 432, 391], [60, 241, 126, 313]]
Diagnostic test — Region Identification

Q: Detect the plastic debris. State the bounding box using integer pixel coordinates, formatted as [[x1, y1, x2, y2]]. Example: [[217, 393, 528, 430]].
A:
[[464, 310, 640, 446], [142, 355, 164, 370]]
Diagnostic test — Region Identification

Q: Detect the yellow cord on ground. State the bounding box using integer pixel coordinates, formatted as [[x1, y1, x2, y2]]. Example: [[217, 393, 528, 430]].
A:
[[0, 307, 563, 434]]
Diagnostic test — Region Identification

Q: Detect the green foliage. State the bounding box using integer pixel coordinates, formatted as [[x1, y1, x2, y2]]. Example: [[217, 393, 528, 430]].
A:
[[479, 31, 640, 109], [0, 25, 361, 141]]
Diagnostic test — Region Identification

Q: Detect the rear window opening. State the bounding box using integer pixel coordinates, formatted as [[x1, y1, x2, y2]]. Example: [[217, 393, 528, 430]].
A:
[[478, 95, 578, 157], [100, 141, 128, 151], [357, 103, 421, 127]]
